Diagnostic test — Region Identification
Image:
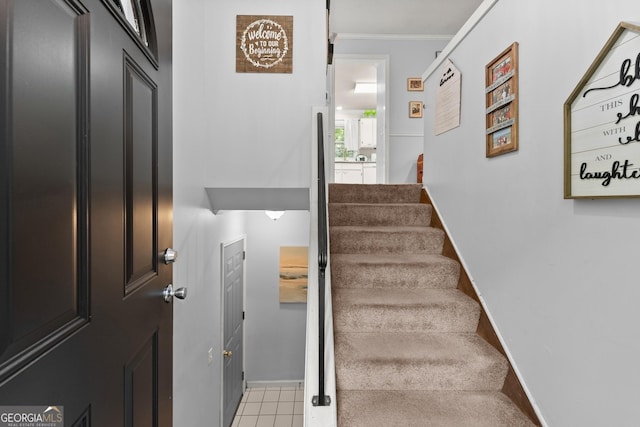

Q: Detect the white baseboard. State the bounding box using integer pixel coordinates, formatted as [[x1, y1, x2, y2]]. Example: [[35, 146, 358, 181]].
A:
[[246, 380, 304, 389]]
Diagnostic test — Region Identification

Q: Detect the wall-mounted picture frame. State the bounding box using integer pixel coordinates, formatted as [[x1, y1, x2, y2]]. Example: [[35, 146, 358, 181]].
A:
[[279, 246, 308, 303], [407, 77, 424, 91], [485, 42, 519, 157], [564, 22, 640, 199], [409, 101, 423, 118]]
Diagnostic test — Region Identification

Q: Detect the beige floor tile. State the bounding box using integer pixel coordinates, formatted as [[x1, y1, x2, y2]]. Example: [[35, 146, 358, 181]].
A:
[[260, 402, 278, 415], [279, 390, 295, 402], [243, 402, 261, 416], [256, 415, 276, 427], [274, 414, 293, 427], [276, 401, 294, 415], [263, 390, 281, 402], [247, 390, 265, 403], [293, 402, 303, 415], [292, 414, 303, 427], [238, 415, 258, 427], [294, 390, 304, 402]]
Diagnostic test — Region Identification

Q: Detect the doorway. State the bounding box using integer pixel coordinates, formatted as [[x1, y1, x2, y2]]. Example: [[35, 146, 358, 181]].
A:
[[331, 54, 388, 184]]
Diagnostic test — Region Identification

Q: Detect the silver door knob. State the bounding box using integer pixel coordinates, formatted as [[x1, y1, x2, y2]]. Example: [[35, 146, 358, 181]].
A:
[[163, 284, 187, 303], [163, 248, 178, 264]]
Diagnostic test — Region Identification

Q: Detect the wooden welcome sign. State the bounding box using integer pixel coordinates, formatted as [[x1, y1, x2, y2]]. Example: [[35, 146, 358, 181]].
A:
[[236, 15, 293, 74], [565, 22, 640, 198]]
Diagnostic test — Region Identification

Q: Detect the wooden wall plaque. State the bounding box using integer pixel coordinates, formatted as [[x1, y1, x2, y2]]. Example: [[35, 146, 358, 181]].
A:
[[236, 15, 293, 74]]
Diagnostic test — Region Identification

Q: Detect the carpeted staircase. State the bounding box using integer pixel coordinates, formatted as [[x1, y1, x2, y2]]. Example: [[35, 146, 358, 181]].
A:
[[329, 183, 535, 427]]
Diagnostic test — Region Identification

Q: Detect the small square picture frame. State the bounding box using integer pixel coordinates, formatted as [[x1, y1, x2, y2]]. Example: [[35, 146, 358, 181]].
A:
[[407, 77, 424, 91], [409, 101, 423, 118]]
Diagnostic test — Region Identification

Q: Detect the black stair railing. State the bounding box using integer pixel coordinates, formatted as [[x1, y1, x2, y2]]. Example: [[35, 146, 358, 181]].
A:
[[312, 112, 330, 407]]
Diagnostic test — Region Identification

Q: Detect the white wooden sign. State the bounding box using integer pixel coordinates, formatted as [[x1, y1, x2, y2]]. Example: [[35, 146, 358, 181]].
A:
[[565, 22, 640, 198], [435, 59, 461, 135]]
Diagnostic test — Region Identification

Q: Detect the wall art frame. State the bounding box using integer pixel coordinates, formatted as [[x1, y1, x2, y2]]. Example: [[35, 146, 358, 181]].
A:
[[409, 101, 423, 118], [564, 22, 640, 199], [407, 77, 424, 91], [485, 42, 519, 157]]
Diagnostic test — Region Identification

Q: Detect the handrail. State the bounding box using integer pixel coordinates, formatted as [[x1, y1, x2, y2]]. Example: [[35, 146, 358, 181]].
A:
[[313, 112, 330, 407]]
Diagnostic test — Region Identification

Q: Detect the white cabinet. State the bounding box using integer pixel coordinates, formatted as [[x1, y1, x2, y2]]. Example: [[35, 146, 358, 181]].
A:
[[359, 118, 376, 148], [363, 164, 376, 184], [335, 163, 362, 183], [335, 163, 377, 184]]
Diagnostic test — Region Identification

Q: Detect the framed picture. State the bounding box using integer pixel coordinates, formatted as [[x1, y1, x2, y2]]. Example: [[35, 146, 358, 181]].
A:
[[409, 101, 423, 118], [407, 77, 424, 91], [279, 246, 308, 303], [485, 42, 519, 157]]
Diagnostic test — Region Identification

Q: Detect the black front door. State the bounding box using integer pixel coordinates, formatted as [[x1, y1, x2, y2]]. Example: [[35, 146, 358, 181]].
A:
[[0, 0, 173, 425]]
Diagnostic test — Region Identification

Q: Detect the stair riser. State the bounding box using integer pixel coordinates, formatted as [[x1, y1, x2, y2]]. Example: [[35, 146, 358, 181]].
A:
[[332, 304, 480, 333], [335, 361, 507, 391], [329, 183, 422, 204], [331, 261, 460, 289], [330, 229, 444, 254], [336, 391, 537, 427], [329, 204, 432, 227]]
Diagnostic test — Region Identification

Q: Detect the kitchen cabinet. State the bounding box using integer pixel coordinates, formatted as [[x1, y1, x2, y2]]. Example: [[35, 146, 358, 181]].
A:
[[335, 163, 362, 183], [363, 163, 376, 184], [359, 118, 376, 148], [335, 162, 377, 184]]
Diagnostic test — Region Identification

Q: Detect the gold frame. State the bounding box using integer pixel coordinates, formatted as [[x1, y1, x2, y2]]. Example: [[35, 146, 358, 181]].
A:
[[485, 42, 519, 157], [407, 77, 424, 91], [409, 101, 423, 118]]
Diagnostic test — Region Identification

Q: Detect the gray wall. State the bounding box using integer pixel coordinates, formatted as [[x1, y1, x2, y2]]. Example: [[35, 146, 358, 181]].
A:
[[422, 1, 640, 425], [244, 211, 309, 382], [173, 0, 325, 425], [334, 37, 449, 183]]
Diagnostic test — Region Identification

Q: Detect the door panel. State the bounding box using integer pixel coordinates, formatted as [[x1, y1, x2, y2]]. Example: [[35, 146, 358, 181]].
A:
[[223, 239, 245, 427], [124, 53, 158, 294], [0, 0, 90, 386], [0, 0, 173, 425]]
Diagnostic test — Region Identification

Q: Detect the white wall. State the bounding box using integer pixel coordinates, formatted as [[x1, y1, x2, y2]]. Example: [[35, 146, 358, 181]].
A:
[[334, 38, 449, 183], [173, 0, 325, 425], [202, 0, 326, 189], [423, 1, 640, 426]]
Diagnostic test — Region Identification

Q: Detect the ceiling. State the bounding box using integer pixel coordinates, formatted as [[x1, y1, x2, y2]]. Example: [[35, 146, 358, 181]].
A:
[[330, 0, 485, 112]]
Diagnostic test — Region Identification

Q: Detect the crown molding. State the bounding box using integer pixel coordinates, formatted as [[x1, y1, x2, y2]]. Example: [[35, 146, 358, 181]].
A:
[[336, 33, 453, 42]]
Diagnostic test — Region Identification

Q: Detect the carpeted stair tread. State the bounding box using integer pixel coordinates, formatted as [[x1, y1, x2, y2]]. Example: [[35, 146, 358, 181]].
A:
[[330, 226, 444, 254], [332, 288, 480, 333], [330, 253, 460, 289], [328, 203, 432, 227], [328, 183, 422, 204], [334, 332, 508, 391], [336, 390, 536, 427]]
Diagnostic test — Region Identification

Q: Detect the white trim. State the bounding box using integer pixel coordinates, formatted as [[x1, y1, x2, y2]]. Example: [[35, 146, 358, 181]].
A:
[[422, 0, 499, 81], [389, 133, 424, 138], [220, 235, 247, 427], [336, 33, 453, 41], [425, 192, 548, 427], [246, 380, 304, 389]]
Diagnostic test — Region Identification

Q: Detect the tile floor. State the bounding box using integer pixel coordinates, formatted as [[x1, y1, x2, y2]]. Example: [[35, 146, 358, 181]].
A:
[[231, 385, 304, 427]]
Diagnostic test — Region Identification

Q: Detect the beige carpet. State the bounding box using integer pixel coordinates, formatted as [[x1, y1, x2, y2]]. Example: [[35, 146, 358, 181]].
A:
[[329, 183, 535, 426]]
